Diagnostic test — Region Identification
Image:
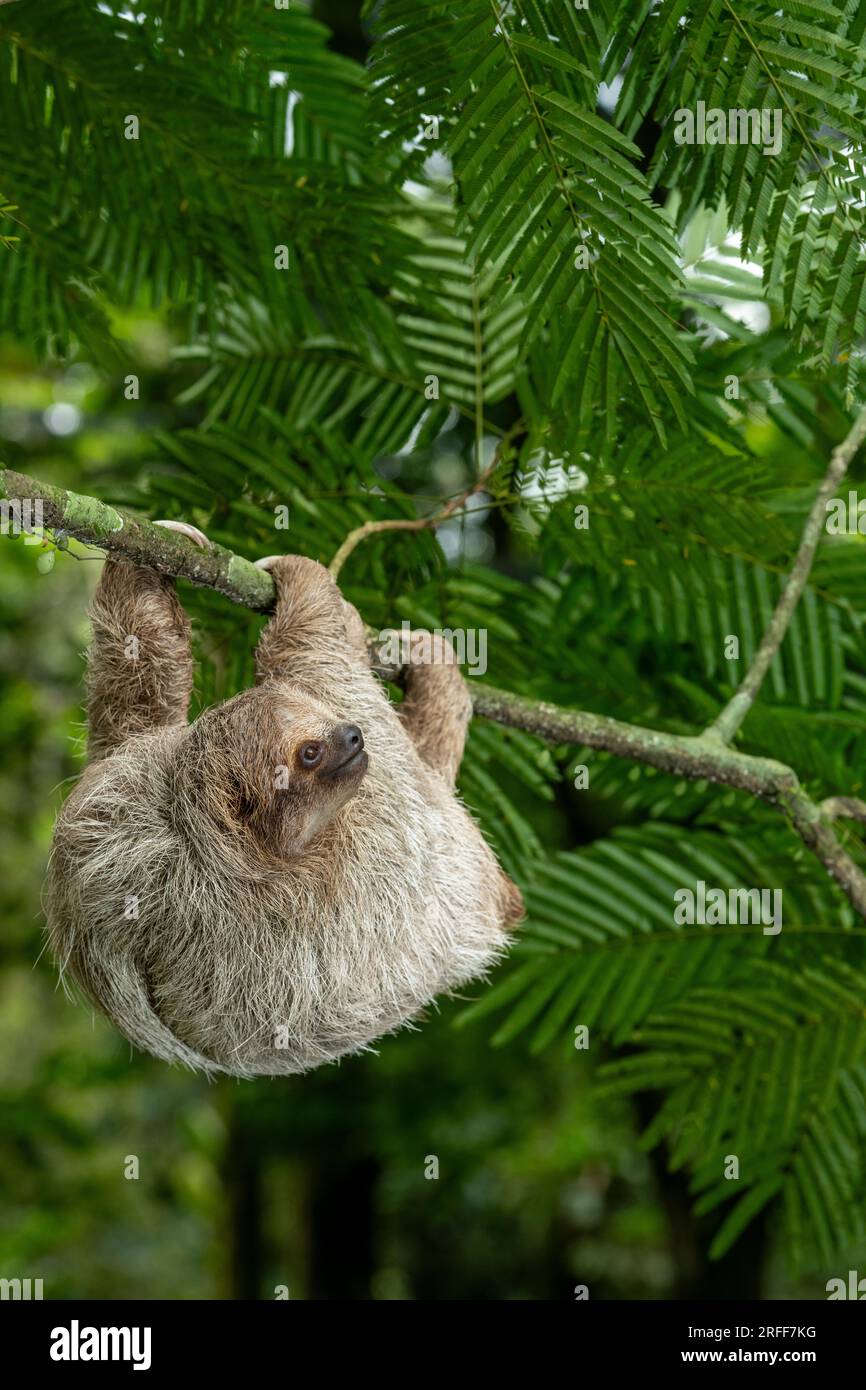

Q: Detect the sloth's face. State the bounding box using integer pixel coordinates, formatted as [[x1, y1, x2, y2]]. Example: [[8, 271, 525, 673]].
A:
[[179, 685, 369, 859]]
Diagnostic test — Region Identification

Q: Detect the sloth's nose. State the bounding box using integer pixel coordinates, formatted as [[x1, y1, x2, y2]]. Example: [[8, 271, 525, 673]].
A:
[[333, 723, 364, 757]]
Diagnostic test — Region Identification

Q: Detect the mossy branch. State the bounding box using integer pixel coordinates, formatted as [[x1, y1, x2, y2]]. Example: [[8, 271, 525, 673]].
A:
[[3, 461, 866, 922], [0, 468, 275, 607]]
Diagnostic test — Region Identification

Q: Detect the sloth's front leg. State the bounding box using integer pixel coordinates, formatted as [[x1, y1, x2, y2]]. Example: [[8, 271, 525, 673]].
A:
[[390, 629, 523, 922], [388, 629, 472, 788]]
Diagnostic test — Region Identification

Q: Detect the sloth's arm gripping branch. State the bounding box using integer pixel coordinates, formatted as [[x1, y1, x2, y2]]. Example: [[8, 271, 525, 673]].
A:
[[85, 560, 193, 759], [384, 630, 472, 787], [4, 454, 866, 921], [253, 553, 352, 682]]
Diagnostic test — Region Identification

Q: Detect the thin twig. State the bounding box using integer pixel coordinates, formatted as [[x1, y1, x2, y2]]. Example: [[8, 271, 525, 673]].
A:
[[708, 405, 866, 743], [820, 796, 866, 825], [327, 428, 518, 579]]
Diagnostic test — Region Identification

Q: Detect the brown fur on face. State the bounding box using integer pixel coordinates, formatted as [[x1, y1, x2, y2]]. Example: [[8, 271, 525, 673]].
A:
[[45, 554, 523, 1077], [173, 685, 369, 862]]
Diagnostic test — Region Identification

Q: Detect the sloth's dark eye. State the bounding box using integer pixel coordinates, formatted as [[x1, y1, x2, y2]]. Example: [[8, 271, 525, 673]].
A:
[[298, 740, 325, 770]]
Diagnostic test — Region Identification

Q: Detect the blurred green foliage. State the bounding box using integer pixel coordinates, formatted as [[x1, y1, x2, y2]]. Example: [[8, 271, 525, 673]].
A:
[[0, 330, 850, 1304], [4, 0, 866, 1300]]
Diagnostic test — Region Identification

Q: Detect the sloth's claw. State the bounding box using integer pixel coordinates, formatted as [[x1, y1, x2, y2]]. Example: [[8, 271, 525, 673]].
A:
[[153, 519, 211, 549], [254, 555, 283, 571]]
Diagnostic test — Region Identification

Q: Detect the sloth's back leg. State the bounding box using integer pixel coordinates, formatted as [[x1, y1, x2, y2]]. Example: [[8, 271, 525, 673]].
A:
[[86, 559, 194, 760], [395, 631, 472, 788], [397, 630, 524, 921]]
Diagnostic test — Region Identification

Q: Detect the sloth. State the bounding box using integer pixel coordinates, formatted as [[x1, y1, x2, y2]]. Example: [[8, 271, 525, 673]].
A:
[[45, 529, 523, 1077]]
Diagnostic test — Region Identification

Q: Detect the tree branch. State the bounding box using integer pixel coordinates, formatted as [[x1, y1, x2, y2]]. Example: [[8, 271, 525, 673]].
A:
[[3, 464, 866, 922], [820, 796, 866, 825], [708, 405, 866, 743], [0, 468, 275, 608]]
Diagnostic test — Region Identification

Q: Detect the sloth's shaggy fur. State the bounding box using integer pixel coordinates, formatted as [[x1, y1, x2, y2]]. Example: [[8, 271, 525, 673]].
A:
[[45, 553, 522, 1076]]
